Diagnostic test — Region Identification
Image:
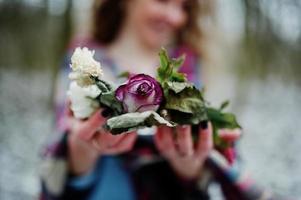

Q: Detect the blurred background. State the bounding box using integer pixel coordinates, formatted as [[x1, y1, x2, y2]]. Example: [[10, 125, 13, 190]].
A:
[[0, 0, 300, 199]]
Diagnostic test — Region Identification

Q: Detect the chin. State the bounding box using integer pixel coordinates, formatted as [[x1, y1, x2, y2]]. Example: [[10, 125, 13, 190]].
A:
[[140, 25, 174, 49], [145, 35, 171, 50]]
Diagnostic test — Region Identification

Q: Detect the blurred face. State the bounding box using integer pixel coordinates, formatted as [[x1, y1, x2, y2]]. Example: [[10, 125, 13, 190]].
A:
[[125, 0, 189, 49]]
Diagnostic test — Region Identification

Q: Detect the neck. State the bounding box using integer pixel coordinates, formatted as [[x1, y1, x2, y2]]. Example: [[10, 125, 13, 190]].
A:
[[107, 26, 160, 75]]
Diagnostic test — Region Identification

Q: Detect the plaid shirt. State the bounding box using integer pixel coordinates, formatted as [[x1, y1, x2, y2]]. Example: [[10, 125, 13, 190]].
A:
[[39, 38, 288, 200]]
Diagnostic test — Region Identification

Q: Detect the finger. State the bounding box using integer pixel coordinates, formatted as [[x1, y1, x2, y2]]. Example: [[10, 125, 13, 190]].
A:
[[218, 128, 241, 142], [103, 132, 137, 154], [86, 110, 106, 130], [63, 100, 75, 131], [154, 126, 164, 151], [154, 126, 177, 159], [65, 99, 73, 117], [92, 131, 126, 150], [176, 125, 193, 156], [196, 122, 213, 160], [91, 138, 102, 152], [65, 113, 76, 132], [78, 110, 105, 140]]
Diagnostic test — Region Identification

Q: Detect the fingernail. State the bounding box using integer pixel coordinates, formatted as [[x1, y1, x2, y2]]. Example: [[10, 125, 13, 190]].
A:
[[101, 109, 110, 118], [199, 120, 208, 129]]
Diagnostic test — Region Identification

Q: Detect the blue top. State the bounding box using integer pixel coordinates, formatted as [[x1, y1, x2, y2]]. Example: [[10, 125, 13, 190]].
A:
[[68, 156, 136, 200]]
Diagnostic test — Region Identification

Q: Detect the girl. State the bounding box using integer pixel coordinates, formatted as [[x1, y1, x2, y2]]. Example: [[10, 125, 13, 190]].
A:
[[40, 0, 284, 199]]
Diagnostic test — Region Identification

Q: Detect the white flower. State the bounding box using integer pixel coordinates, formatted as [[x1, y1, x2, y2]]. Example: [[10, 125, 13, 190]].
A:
[[67, 81, 101, 119], [68, 71, 94, 87], [70, 47, 103, 86]]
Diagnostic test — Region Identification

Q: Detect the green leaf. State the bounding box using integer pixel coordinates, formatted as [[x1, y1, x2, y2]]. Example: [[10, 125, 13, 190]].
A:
[[159, 48, 169, 69], [207, 107, 240, 129], [166, 82, 191, 93], [170, 72, 186, 82], [165, 84, 204, 113], [219, 100, 230, 111], [156, 48, 187, 85], [167, 109, 207, 125], [99, 91, 123, 115], [95, 79, 112, 93], [206, 106, 241, 148], [104, 111, 175, 134], [117, 71, 130, 79], [164, 84, 207, 124], [93, 79, 123, 116], [171, 54, 185, 69]]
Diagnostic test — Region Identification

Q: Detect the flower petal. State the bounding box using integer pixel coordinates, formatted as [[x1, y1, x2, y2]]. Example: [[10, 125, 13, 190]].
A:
[[115, 74, 163, 113], [115, 84, 127, 101]]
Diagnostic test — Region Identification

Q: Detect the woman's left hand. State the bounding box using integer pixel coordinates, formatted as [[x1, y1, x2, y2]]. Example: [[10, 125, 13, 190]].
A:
[[154, 123, 213, 180]]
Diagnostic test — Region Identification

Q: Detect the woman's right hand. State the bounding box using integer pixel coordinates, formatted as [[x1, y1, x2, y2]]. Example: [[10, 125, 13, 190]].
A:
[[67, 109, 137, 175]]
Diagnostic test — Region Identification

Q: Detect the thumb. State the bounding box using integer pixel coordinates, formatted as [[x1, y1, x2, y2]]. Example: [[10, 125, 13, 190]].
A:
[[78, 110, 106, 140]]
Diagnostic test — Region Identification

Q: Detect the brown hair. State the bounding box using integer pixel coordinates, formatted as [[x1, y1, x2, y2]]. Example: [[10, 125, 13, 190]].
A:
[[92, 0, 214, 56]]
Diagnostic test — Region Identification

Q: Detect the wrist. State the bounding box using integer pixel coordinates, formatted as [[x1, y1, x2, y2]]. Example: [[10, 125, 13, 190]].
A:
[[68, 134, 100, 175], [170, 159, 204, 181]]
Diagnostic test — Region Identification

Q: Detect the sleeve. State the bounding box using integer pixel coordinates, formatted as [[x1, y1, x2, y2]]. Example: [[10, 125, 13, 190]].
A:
[[208, 150, 290, 200], [173, 172, 211, 200], [67, 169, 98, 189], [39, 132, 101, 200]]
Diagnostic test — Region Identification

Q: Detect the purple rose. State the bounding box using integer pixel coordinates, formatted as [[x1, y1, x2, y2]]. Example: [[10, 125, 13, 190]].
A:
[[115, 74, 163, 113]]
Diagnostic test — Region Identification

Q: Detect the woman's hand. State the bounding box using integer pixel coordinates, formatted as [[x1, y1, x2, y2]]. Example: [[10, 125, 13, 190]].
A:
[[67, 109, 137, 175], [154, 123, 213, 180]]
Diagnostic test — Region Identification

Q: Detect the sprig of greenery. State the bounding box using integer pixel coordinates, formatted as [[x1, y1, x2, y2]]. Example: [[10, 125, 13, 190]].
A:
[[164, 83, 207, 124], [156, 48, 208, 125], [157, 47, 186, 84]]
